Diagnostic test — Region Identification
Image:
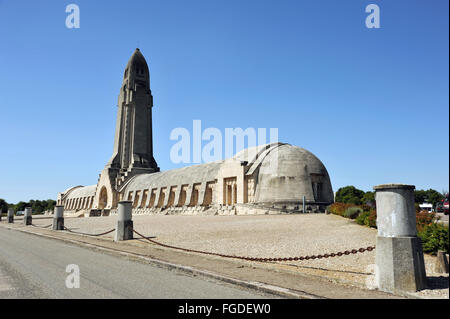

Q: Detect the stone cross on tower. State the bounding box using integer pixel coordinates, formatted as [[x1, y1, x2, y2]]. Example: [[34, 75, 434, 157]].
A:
[[107, 49, 159, 184]]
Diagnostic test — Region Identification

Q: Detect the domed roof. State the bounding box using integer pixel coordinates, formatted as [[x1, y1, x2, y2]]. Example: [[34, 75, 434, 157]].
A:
[[65, 185, 97, 199], [254, 144, 334, 205], [260, 144, 330, 175], [233, 143, 282, 164], [60, 185, 82, 196]]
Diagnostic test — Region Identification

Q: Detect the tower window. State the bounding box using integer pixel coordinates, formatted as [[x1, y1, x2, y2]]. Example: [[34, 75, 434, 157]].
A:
[[136, 65, 145, 76]]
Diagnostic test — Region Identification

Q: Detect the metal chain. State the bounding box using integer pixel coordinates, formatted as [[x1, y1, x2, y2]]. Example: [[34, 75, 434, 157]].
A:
[[31, 224, 53, 229], [63, 226, 115, 237], [132, 229, 375, 262], [26, 222, 376, 261]]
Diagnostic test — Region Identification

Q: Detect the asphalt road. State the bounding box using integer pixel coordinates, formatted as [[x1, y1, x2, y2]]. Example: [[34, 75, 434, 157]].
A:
[[0, 228, 268, 299]]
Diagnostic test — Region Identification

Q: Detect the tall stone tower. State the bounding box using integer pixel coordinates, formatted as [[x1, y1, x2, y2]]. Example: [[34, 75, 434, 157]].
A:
[[94, 49, 159, 210], [108, 48, 159, 175]]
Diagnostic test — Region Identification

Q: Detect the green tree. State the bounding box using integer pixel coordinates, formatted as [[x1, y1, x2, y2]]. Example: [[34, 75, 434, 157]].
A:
[[335, 186, 365, 205], [14, 201, 28, 213], [0, 198, 9, 214], [361, 191, 375, 206], [4, 199, 57, 215], [414, 189, 444, 208], [425, 189, 445, 208], [31, 200, 45, 213], [44, 199, 56, 212], [414, 190, 428, 204]]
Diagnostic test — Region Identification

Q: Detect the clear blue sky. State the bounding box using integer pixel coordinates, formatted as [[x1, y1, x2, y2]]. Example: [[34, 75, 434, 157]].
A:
[[0, 0, 448, 203]]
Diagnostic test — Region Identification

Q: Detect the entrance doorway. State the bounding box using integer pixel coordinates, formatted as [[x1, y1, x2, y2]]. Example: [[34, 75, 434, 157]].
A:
[[99, 187, 108, 209]]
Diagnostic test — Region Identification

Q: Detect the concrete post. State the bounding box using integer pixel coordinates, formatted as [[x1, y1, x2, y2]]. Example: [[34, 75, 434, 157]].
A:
[[114, 201, 133, 241], [302, 196, 306, 214], [24, 207, 32, 226], [374, 184, 427, 293], [434, 251, 449, 274], [7, 208, 14, 223], [53, 206, 64, 230]]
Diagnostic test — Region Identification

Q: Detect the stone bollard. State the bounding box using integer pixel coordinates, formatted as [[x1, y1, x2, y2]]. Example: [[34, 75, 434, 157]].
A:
[[53, 206, 64, 230], [434, 250, 449, 274], [114, 201, 133, 241], [24, 207, 32, 226], [7, 208, 14, 223], [374, 184, 427, 293]]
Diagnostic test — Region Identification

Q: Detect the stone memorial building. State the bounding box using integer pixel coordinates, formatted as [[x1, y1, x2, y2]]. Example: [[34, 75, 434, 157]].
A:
[[57, 49, 334, 216]]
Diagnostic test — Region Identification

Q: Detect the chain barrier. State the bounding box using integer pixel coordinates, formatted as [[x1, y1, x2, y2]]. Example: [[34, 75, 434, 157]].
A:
[[63, 226, 115, 237], [132, 229, 375, 262], [25, 222, 375, 262], [31, 224, 53, 229]]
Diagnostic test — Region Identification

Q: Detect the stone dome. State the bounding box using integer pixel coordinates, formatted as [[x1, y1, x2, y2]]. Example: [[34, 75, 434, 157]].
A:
[[254, 144, 334, 206]]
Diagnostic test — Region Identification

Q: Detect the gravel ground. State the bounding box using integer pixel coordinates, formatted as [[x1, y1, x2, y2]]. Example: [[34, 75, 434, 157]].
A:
[[32, 213, 448, 298]]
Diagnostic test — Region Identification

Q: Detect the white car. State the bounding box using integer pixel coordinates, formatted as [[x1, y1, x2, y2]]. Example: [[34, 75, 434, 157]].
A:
[[419, 203, 433, 212], [16, 211, 24, 216]]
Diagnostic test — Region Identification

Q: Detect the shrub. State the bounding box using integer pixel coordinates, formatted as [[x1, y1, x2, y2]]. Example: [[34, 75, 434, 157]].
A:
[[416, 211, 435, 232], [328, 203, 354, 216], [356, 211, 370, 225], [418, 223, 449, 255], [328, 203, 347, 216], [328, 203, 376, 225], [365, 210, 377, 228], [344, 207, 363, 219], [361, 204, 374, 212], [414, 203, 421, 213]]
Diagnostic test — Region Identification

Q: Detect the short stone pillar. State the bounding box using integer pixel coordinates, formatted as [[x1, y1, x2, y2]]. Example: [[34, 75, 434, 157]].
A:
[[434, 251, 449, 274], [53, 206, 64, 230], [24, 207, 32, 226], [7, 208, 14, 223], [374, 184, 427, 293], [114, 201, 133, 241]]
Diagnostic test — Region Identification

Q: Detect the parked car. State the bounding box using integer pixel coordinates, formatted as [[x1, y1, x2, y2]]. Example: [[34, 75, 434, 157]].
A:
[[16, 211, 24, 216], [443, 200, 449, 215], [419, 203, 433, 212], [436, 202, 444, 213]]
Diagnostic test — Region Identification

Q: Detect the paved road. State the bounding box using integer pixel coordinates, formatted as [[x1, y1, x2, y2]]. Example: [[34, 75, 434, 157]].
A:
[[0, 228, 268, 299]]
